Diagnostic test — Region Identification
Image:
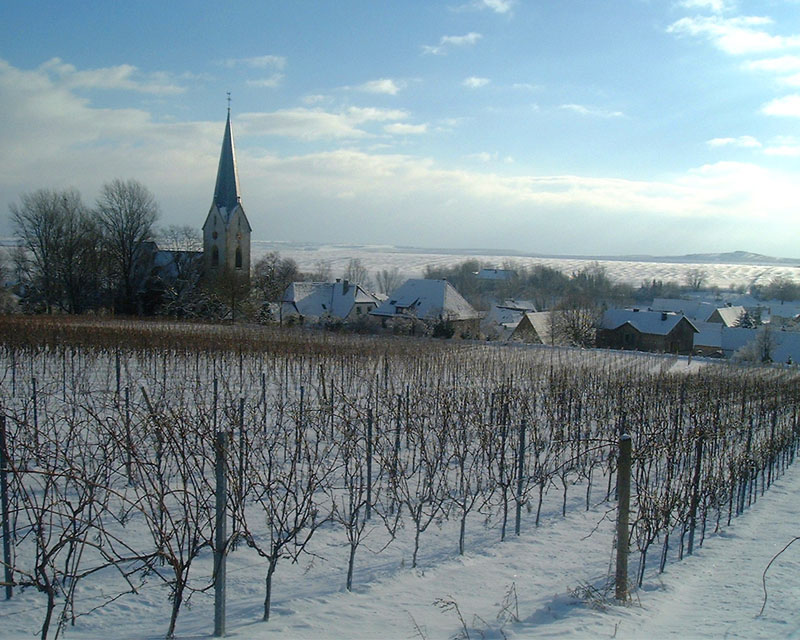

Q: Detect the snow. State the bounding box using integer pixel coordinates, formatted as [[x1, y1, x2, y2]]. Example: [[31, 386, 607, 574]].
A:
[[252, 242, 800, 290], [5, 457, 798, 639]]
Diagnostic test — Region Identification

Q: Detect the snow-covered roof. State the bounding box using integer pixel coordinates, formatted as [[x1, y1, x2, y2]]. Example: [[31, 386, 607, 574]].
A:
[[711, 305, 745, 327], [370, 279, 480, 321], [283, 280, 381, 320], [511, 311, 553, 343], [477, 268, 516, 280], [600, 309, 698, 336], [483, 300, 536, 328]]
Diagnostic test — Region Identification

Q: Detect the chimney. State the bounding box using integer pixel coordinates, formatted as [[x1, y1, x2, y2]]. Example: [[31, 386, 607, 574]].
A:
[[342, 279, 349, 295], [661, 312, 668, 321]]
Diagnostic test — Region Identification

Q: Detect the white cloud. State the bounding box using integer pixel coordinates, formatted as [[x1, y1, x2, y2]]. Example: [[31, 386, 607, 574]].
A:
[[239, 106, 409, 140], [707, 135, 762, 148], [422, 32, 482, 55], [746, 55, 800, 73], [677, 0, 731, 13], [384, 123, 428, 135], [512, 82, 541, 91], [764, 144, 800, 156], [464, 0, 515, 13], [246, 74, 284, 88], [3, 57, 800, 256], [559, 103, 624, 118], [762, 94, 800, 116], [224, 55, 287, 69], [463, 77, 490, 88], [355, 78, 406, 95], [668, 16, 800, 55], [39, 57, 185, 95]]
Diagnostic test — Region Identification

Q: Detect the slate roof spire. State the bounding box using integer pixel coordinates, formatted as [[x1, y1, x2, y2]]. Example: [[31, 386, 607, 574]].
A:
[[213, 97, 241, 216]]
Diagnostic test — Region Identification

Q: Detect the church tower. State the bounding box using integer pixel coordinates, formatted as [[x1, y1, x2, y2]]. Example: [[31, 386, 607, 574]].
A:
[[202, 105, 252, 282]]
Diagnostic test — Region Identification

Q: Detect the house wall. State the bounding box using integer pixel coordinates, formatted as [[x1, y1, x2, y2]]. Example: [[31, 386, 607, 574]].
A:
[[597, 321, 695, 354]]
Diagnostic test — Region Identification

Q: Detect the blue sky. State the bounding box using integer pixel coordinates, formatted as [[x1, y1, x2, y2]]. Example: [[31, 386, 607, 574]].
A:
[[3, 0, 800, 256]]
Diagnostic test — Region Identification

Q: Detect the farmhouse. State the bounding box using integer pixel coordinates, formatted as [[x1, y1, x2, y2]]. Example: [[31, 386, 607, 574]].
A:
[[509, 311, 554, 344], [281, 279, 382, 324], [651, 298, 744, 327], [481, 299, 537, 340], [597, 309, 698, 355], [370, 278, 481, 337], [477, 268, 517, 281]]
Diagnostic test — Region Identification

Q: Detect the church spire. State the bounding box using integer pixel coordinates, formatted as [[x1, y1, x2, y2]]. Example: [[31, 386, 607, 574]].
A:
[[212, 97, 241, 216]]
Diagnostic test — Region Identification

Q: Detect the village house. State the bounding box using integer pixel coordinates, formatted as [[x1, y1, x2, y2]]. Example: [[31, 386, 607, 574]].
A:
[[481, 299, 537, 340], [597, 309, 698, 355], [370, 278, 481, 337], [508, 311, 554, 344], [281, 279, 382, 324], [651, 298, 744, 327], [477, 268, 517, 282]]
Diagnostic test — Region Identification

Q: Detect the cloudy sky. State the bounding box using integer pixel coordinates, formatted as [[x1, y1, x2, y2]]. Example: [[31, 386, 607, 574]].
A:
[[3, 0, 800, 256]]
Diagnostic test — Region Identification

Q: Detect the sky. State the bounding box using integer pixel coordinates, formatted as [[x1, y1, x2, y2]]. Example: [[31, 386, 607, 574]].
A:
[[3, 1, 800, 257]]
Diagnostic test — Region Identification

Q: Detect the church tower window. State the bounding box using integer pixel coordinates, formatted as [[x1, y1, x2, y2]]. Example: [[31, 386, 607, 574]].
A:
[[235, 246, 242, 269], [211, 245, 219, 267]]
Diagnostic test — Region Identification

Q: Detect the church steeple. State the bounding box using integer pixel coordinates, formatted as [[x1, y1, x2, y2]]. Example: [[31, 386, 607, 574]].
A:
[[202, 100, 252, 283], [212, 101, 241, 216]]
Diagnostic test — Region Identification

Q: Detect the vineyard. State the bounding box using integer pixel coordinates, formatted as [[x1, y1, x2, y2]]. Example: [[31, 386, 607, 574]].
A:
[[0, 316, 798, 639]]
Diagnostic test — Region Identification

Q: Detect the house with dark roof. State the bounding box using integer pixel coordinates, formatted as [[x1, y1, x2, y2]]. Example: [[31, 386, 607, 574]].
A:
[[597, 309, 699, 355], [281, 279, 382, 324], [370, 278, 481, 337]]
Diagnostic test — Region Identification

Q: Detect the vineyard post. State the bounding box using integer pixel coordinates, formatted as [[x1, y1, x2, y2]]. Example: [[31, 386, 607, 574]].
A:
[[615, 434, 632, 602], [366, 409, 373, 521], [115, 349, 121, 397], [32, 377, 38, 450], [125, 387, 132, 486], [515, 418, 527, 536], [214, 431, 228, 637], [687, 429, 705, 556], [1, 416, 12, 600]]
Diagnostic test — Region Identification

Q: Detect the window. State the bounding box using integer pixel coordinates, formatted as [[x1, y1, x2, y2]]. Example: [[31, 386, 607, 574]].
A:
[[235, 246, 242, 269], [211, 245, 219, 267]]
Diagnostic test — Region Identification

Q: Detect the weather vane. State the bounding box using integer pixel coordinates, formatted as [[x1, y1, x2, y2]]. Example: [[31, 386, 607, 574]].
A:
[[227, 91, 231, 114]]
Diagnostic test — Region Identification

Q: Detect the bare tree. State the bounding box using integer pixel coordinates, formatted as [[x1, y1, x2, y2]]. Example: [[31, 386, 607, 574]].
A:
[[10, 188, 102, 313], [553, 296, 599, 347], [252, 252, 301, 302], [307, 259, 332, 282], [96, 179, 160, 314], [343, 258, 370, 287], [157, 225, 202, 252], [685, 268, 708, 291], [375, 267, 402, 295]]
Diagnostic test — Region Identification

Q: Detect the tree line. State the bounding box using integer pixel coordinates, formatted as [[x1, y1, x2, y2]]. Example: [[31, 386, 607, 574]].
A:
[[9, 181, 160, 315]]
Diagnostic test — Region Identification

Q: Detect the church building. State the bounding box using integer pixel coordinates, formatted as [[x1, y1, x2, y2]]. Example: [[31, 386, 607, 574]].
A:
[[202, 107, 252, 282]]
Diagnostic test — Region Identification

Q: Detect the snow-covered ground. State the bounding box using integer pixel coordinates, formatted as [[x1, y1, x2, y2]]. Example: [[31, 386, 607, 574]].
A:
[[4, 446, 797, 639], [254, 242, 800, 291]]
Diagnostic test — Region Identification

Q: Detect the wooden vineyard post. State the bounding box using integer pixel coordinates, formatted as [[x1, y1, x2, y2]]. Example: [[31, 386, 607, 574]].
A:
[[214, 431, 228, 637], [515, 418, 527, 536], [1, 416, 12, 600], [687, 429, 704, 556], [366, 409, 373, 521], [615, 434, 632, 602]]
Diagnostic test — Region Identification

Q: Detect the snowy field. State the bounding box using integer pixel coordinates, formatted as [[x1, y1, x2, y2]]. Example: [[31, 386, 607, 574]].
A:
[[0, 326, 798, 640], [254, 242, 800, 290]]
